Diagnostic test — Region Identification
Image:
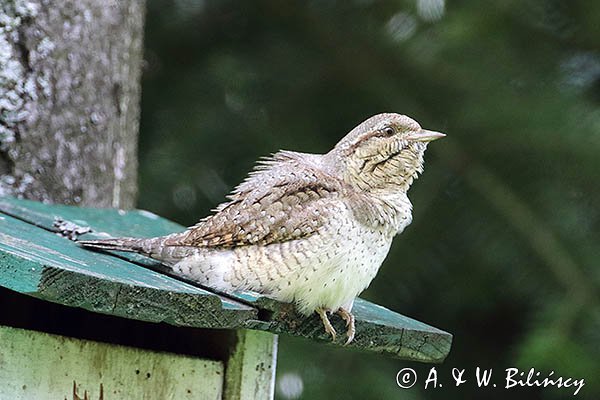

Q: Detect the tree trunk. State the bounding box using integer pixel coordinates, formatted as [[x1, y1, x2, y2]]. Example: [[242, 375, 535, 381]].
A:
[[0, 0, 145, 209]]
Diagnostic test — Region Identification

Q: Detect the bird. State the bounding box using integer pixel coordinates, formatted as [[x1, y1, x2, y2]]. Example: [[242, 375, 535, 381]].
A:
[[79, 113, 445, 345]]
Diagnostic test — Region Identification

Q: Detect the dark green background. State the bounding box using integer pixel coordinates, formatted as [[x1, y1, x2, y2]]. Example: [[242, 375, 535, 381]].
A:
[[139, 1, 600, 399]]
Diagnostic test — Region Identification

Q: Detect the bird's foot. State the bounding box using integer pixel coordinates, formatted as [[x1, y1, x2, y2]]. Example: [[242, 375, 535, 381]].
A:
[[316, 308, 336, 341], [336, 307, 356, 345]]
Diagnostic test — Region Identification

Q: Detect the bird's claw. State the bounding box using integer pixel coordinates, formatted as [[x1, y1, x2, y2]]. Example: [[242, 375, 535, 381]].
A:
[[337, 307, 356, 345], [316, 307, 356, 345], [316, 308, 336, 341]]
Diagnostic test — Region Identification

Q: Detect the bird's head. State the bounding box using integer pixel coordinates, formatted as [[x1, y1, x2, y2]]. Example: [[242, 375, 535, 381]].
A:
[[330, 113, 445, 192]]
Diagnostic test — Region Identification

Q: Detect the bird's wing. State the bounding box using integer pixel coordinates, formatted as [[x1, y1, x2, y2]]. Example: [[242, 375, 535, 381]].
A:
[[165, 151, 345, 248]]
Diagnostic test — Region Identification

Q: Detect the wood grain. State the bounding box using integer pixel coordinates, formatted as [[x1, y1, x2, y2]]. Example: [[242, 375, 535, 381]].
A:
[[0, 325, 224, 400]]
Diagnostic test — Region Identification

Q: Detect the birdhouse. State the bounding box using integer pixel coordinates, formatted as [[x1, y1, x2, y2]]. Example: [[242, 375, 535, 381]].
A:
[[0, 196, 452, 399]]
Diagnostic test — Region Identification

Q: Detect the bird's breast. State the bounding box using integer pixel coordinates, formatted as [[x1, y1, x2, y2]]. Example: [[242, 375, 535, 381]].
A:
[[227, 205, 395, 314], [172, 203, 396, 315]]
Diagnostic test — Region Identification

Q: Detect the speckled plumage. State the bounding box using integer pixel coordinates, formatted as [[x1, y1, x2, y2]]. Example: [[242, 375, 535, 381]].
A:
[[80, 113, 445, 344]]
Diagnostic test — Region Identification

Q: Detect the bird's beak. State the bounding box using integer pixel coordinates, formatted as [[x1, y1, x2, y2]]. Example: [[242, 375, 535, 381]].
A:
[[405, 129, 446, 142]]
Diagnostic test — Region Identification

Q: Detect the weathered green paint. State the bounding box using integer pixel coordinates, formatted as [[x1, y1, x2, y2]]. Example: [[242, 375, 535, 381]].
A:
[[0, 325, 224, 399], [0, 214, 256, 329], [0, 196, 452, 362], [0, 195, 186, 269], [0, 196, 183, 238], [239, 295, 451, 363], [224, 330, 278, 400]]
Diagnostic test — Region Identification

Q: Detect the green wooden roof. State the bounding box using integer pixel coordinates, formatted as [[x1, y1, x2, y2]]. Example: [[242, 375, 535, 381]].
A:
[[0, 196, 452, 363]]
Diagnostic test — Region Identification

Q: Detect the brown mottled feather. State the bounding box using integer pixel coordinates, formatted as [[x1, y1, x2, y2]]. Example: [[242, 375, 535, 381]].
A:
[[165, 151, 346, 248]]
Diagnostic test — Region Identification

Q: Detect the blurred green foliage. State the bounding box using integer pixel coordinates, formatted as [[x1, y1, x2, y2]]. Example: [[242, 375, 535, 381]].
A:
[[139, 1, 600, 399]]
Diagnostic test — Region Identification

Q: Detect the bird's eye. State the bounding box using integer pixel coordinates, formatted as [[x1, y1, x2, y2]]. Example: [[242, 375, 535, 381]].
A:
[[383, 126, 395, 136]]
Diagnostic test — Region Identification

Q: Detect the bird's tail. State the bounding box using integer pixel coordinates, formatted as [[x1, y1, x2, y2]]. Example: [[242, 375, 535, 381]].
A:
[[78, 237, 149, 253], [78, 234, 193, 266]]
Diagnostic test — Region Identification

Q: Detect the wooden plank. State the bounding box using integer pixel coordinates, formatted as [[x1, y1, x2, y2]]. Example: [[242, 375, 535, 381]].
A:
[[236, 294, 451, 363], [0, 197, 452, 362], [0, 196, 184, 238], [0, 196, 186, 269], [0, 213, 256, 329], [223, 330, 277, 400], [0, 325, 224, 400]]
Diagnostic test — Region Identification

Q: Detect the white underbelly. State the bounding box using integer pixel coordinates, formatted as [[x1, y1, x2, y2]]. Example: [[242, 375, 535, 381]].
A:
[[264, 224, 393, 314]]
